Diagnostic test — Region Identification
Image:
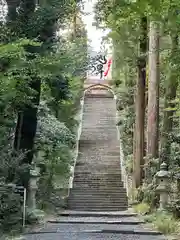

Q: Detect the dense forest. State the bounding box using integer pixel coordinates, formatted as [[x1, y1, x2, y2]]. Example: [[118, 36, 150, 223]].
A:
[[0, 0, 88, 234], [95, 0, 180, 234]]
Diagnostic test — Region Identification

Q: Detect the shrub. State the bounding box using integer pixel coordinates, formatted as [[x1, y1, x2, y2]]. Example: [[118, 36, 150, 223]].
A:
[[135, 182, 158, 209], [0, 188, 22, 232], [35, 103, 76, 209], [133, 203, 151, 215], [167, 198, 180, 218], [144, 212, 179, 234]]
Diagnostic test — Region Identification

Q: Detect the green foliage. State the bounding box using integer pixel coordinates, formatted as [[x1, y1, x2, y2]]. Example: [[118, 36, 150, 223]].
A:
[[37, 103, 76, 149], [144, 212, 179, 234], [0, 0, 87, 232], [133, 203, 151, 215], [168, 199, 180, 219], [0, 189, 22, 232], [35, 102, 76, 206], [136, 182, 158, 209]]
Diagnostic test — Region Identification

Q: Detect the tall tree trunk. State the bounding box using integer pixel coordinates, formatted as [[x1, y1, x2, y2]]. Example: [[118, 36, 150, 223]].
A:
[[13, 0, 39, 190], [160, 34, 178, 165], [14, 78, 41, 188], [133, 17, 147, 188], [146, 20, 160, 162]]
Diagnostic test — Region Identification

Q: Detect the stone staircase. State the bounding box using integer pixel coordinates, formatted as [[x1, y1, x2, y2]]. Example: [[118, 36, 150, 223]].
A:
[[24, 87, 166, 240], [67, 89, 128, 211]]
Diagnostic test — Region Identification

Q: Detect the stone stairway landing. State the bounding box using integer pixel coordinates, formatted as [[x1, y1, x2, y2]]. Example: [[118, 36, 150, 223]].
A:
[[68, 89, 128, 211]]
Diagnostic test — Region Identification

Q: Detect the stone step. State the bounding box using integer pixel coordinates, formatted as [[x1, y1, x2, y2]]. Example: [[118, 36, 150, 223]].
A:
[[68, 199, 128, 203], [78, 146, 121, 150], [73, 177, 123, 181], [69, 186, 127, 192], [83, 108, 116, 112], [75, 164, 121, 168], [80, 136, 117, 141], [75, 160, 121, 164], [72, 183, 124, 187], [73, 181, 124, 185], [69, 194, 128, 200], [69, 191, 127, 196], [75, 164, 121, 167], [71, 187, 126, 190], [78, 143, 120, 150], [80, 134, 117, 138], [74, 165, 121, 169], [72, 186, 125, 190], [82, 117, 116, 120], [68, 202, 128, 207], [73, 173, 123, 177], [74, 172, 122, 176], [77, 155, 120, 159], [58, 211, 137, 217], [68, 201, 128, 206], [72, 176, 124, 180], [84, 94, 113, 98], [67, 207, 128, 211], [75, 162, 121, 165], [72, 182, 124, 186], [80, 130, 117, 133], [67, 206, 128, 211], [73, 178, 123, 182], [75, 165, 121, 168], [83, 109, 116, 112], [78, 139, 120, 145], [77, 149, 120, 153], [74, 171, 122, 174], [74, 167, 121, 171], [77, 152, 120, 156], [81, 124, 116, 127], [70, 189, 127, 193]]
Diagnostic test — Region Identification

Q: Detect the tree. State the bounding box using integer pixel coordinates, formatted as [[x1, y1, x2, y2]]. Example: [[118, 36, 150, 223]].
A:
[[146, 20, 160, 161], [133, 16, 147, 188]]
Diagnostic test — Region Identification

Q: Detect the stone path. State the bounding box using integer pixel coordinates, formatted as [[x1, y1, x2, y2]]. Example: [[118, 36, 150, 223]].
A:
[[23, 83, 167, 240], [68, 91, 128, 211], [23, 211, 167, 240]]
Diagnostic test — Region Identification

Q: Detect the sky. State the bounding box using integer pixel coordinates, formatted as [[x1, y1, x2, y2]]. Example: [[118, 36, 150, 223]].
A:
[[82, 0, 107, 53]]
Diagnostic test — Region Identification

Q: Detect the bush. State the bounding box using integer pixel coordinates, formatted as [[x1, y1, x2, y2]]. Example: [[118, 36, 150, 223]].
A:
[[35, 103, 76, 210], [167, 199, 180, 218], [135, 182, 158, 209], [144, 212, 179, 234], [0, 188, 22, 232], [36, 110, 76, 149], [133, 203, 151, 215]]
